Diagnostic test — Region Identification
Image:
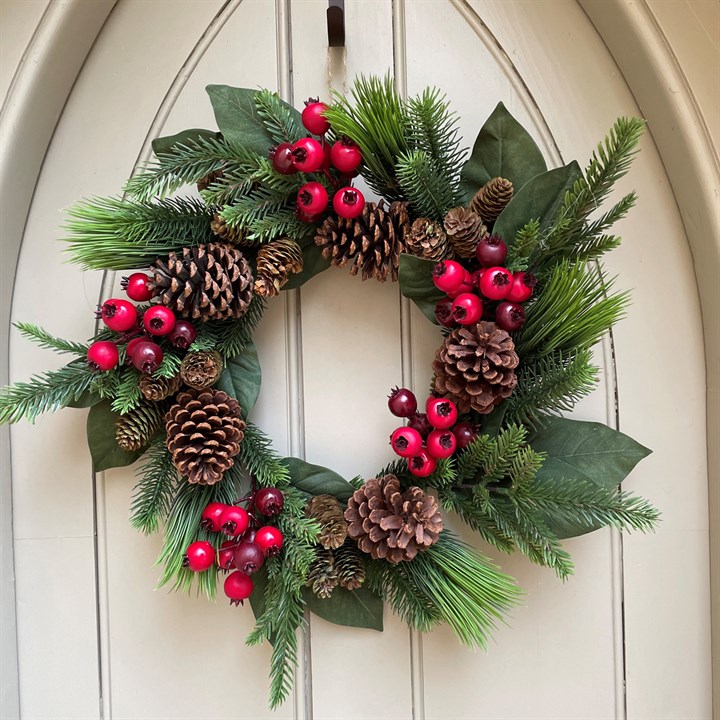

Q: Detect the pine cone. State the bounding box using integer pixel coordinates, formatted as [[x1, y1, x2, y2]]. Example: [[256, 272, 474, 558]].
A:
[[116, 401, 165, 452], [405, 218, 452, 261], [197, 169, 224, 193], [306, 548, 339, 599], [443, 207, 486, 258], [306, 494, 348, 550], [139, 374, 181, 402], [210, 213, 244, 244], [179, 351, 223, 390], [254, 238, 304, 298], [314, 201, 409, 282], [470, 177, 513, 224], [433, 321, 519, 414], [150, 243, 253, 322], [165, 388, 245, 485], [334, 539, 366, 590], [344, 475, 443, 563]]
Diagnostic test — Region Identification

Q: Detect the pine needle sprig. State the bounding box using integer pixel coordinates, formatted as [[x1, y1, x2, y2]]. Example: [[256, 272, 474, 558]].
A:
[[110, 368, 142, 414], [254, 89, 304, 146], [506, 219, 540, 272], [239, 422, 291, 489], [155, 351, 183, 379], [14, 322, 89, 356], [396, 149, 456, 220], [219, 186, 298, 242]]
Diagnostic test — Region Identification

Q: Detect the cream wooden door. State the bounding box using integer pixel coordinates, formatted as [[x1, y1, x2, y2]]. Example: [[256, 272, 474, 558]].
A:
[[3, 1, 713, 719]]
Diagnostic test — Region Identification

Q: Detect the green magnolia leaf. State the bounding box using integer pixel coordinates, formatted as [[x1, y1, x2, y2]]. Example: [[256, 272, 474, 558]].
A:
[[151, 128, 221, 156], [67, 389, 102, 409], [283, 244, 330, 291], [302, 586, 383, 631], [282, 457, 356, 501], [398, 254, 445, 324], [206, 85, 273, 156], [216, 342, 262, 417], [87, 400, 143, 472], [493, 162, 582, 246], [459, 102, 547, 201]]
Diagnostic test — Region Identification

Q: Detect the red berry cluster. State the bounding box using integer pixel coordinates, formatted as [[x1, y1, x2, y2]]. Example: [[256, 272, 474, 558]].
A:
[[183, 488, 285, 606], [85, 274, 197, 374], [432, 237, 536, 333], [387, 387, 480, 477], [269, 98, 365, 223]]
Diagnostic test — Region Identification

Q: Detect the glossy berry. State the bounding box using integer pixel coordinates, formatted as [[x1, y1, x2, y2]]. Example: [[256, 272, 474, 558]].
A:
[[255, 487, 285, 517], [125, 335, 148, 359], [143, 306, 176, 336], [254, 526, 284, 556], [99, 299, 138, 332], [507, 271, 536, 303], [389, 427, 424, 458], [233, 542, 265, 575], [297, 182, 328, 216], [330, 139, 362, 173], [218, 540, 236, 570], [168, 320, 197, 350], [322, 140, 332, 170], [292, 137, 325, 173], [407, 412, 432, 439], [87, 341, 119, 372], [435, 297, 455, 328], [451, 293, 483, 325], [121, 273, 154, 302], [426, 429, 457, 460], [453, 422, 479, 451], [495, 301, 526, 332], [220, 506, 249, 537], [387, 387, 417, 418], [476, 235, 508, 267], [333, 187, 365, 219], [432, 260, 466, 295], [129, 340, 163, 374], [224, 571, 254, 606], [182, 541, 215, 572], [479, 267, 513, 301], [426, 397, 458, 430], [200, 502, 228, 532], [301, 98, 330, 135], [446, 277, 475, 299], [270, 142, 298, 175], [407, 450, 437, 478]]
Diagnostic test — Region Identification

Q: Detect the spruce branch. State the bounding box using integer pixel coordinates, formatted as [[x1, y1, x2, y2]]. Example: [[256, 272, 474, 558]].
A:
[[506, 219, 540, 272], [396, 149, 456, 220], [14, 322, 88, 356], [110, 368, 143, 414], [254, 89, 304, 146]]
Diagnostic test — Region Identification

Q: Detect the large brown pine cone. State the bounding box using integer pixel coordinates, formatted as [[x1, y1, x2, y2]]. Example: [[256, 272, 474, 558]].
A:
[[179, 350, 223, 390], [443, 207, 487, 258], [405, 218, 452, 261], [254, 237, 304, 298], [433, 321, 519, 414], [344, 475, 443, 563], [314, 200, 409, 282], [165, 388, 245, 485], [150, 243, 253, 322], [306, 494, 348, 550], [470, 177, 513, 224]]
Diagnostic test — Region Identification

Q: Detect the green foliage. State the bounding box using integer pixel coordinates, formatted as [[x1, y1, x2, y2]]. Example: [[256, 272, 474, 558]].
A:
[[302, 584, 383, 631], [396, 149, 456, 219], [110, 368, 142, 414], [397, 254, 445, 323], [281, 457, 356, 501], [216, 342, 262, 418], [14, 322, 88, 356], [506, 219, 540, 272], [191, 296, 266, 359], [155, 351, 183, 379], [239, 422, 291, 490], [86, 400, 144, 471], [254, 88, 304, 146], [151, 128, 221, 156]]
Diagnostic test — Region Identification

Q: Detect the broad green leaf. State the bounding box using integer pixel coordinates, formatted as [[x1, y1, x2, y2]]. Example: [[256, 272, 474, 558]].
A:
[[151, 128, 221, 156], [398, 254, 445, 324], [216, 342, 262, 417], [206, 85, 273, 156], [67, 389, 102, 409], [480, 406, 506, 437], [283, 244, 330, 290], [87, 400, 143, 472], [493, 162, 582, 246], [282, 457, 356, 501], [302, 585, 383, 631], [459, 102, 547, 202]]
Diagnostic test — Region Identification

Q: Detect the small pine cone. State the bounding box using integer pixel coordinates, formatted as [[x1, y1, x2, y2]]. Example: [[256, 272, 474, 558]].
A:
[[210, 213, 244, 244], [139, 374, 182, 402], [197, 169, 224, 193], [115, 401, 165, 452], [165, 388, 245, 485], [404, 218, 452, 261], [254, 238, 304, 298], [314, 200, 409, 282], [306, 494, 348, 550], [333, 539, 366, 591], [150, 243, 253, 322], [433, 321, 519, 414], [443, 207, 487, 258], [306, 547, 339, 599], [470, 177, 513, 224], [179, 350, 223, 390], [344, 475, 443, 564]]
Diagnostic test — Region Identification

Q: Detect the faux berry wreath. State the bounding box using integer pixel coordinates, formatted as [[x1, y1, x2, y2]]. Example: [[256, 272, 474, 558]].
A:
[[0, 75, 659, 708]]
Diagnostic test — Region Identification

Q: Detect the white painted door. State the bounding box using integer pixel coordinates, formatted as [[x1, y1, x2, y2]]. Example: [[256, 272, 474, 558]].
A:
[[5, 1, 712, 719]]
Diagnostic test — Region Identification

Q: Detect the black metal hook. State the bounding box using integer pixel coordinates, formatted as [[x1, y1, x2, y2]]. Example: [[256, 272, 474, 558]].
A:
[[327, 0, 345, 48]]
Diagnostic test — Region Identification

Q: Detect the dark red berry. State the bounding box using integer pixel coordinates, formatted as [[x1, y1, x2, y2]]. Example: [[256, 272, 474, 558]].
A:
[[200, 502, 228, 532], [168, 320, 197, 350], [121, 273, 154, 302], [451, 293, 483, 325], [255, 488, 284, 517], [218, 540, 236, 570], [224, 570, 254, 605], [182, 541, 215, 572], [270, 142, 298, 175], [129, 340, 163, 374], [453, 422, 480, 451], [407, 413, 432, 439], [143, 306, 176, 336], [495, 301, 526, 332], [407, 450, 437, 478], [254, 526, 283, 556], [125, 335, 149, 359], [476, 235, 508, 267], [301, 98, 330, 135], [387, 387, 418, 417], [220, 506, 249, 537], [435, 298, 455, 328], [426, 397, 458, 430], [479, 267, 513, 301], [426, 429, 457, 459], [99, 299, 137, 332], [87, 341, 119, 371], [389, 427, 424, 458], [507, 271, 536, 303], [332, 187, 364, 219], [432, 260, 466, 295], [233, 542, 265, 575], [330, 138, 362, 173], [292, 137, 325, 173], [297, 182, 328, 216]]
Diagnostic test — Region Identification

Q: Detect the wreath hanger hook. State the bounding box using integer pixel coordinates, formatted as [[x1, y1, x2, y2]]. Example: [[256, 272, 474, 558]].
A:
[[327, 0, 345, 48]]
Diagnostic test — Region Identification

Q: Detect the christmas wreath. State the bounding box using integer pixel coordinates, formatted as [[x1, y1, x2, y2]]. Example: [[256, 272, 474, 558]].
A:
[[0, 75, 659, 708]]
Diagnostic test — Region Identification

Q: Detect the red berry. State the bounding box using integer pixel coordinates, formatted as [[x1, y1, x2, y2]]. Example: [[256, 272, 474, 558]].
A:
[[479, 267, 513, 301], [451, 293, 483, 325], [254, 526, 284, 556], [292, 137, 325, 172], [224, 570, 254, 605], [407, 413, 432, 439], [143, 306, 176, 336], [435, 298, 455, 328], [270, 142, 298, 175], [426, 397, 458, 429], [129, 340, 163, 374], [322, 140, 332, 170], [200, 502, 228, 532], [476, 235, 508, 267], [220, 506, 249, 537], [125, 335, 149, 359], [255, 487, 284, 516], [218, 540, 236, 570], [301, 98, 330, 135], [453, 422, 480, 451], [233, 542, 265, 575], [332, 187, 364, 219], [297, 182, 328, 216], [387, 387, 417, 417], [99, 299, 138, 332], [495, 301, 526, 332], [168, 319, 197, 350], [407, 450, 437, 478], [389, 427, 424, 458], [507, 271, 536, 303], [432, 260, 466, 294], [446, 278, 475, 299], [426, 429, 457, 459], [182, 541, 215, 572], [330, 139, 362, 173], [121, 273, 154, 302], [87, 341, 119, 372]]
